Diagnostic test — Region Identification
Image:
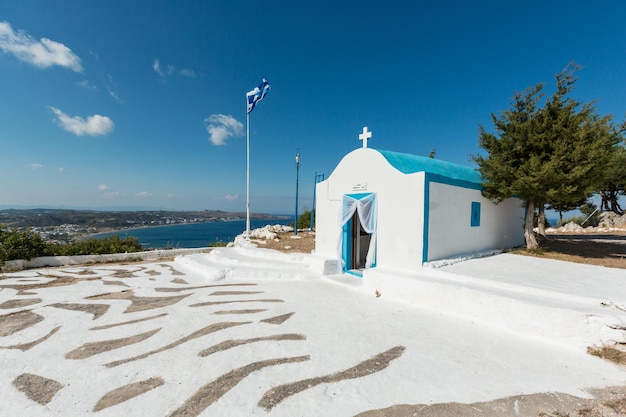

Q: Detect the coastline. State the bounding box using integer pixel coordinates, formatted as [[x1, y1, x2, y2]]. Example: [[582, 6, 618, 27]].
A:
[[82, 220, 213, 240], [82, 218, 293, 249], [81, 217, 288, 240]]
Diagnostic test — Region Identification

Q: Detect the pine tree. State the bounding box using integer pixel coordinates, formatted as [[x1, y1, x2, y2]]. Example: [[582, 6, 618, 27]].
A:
[[539, 66, 618, 216], [472, 64, 620, 249], [598, 143, 626, 214], [472, 84, 544, 248]]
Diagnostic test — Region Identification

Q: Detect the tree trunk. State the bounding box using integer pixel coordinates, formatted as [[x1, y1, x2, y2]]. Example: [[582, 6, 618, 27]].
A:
[[610, 190, 624, 215], [537, 204, 546, 237], [601, 191, 609, 211], [524, 201, 538, 249]]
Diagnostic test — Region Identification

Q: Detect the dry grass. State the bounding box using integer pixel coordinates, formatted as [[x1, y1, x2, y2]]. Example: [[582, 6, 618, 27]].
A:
[[253, 231, 316, 254], [604, 397, 626, 414], [517, 233, 626, 269], [587, 345, 626, 365]]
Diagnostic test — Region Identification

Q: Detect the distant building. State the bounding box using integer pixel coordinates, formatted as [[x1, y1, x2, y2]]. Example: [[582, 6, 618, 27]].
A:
[[314, 147, 524, 275]]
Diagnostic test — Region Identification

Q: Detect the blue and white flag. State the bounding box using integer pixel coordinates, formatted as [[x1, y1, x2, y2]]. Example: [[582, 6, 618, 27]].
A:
[[246, 79, 271, 114]]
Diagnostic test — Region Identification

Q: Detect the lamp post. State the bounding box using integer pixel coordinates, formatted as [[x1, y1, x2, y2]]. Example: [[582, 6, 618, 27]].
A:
[[294, 150, 301, 236]]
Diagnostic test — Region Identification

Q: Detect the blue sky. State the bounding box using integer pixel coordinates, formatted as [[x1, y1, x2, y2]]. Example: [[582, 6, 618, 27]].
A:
[[1, 1, 625, 214]]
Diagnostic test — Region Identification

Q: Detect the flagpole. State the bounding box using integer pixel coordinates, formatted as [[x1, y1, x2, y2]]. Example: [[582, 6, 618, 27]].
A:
[[244, 78, 270, 241], [246, 112, 250, 239]]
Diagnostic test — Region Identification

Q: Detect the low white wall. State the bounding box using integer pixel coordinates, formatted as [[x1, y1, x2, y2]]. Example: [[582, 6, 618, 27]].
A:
[[1, 247, 211, 272]]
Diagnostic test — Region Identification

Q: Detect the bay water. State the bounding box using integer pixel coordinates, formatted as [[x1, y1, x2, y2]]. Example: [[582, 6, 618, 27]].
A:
[[95, 218, 291, 249]]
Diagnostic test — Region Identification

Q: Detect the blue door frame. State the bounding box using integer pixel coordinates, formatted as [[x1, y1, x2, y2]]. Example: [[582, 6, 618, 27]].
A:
[[341, 193, 376, 276], [342, 215, 354, 271]]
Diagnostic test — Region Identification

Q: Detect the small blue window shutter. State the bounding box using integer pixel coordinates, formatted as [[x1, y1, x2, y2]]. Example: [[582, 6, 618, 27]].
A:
[[471, 202, 481, 227]]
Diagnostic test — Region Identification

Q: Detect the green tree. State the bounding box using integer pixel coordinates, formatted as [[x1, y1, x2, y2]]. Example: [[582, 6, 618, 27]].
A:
[[472, 64, 618, 249], [472, 83, 544, 248], [534, 66, 619, 234], [598, 143, 626, 214], [546, 200, 587, 224]]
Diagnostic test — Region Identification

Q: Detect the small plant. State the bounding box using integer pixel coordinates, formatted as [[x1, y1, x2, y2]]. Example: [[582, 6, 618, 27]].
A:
[[525, 247, 545, 256], [538, 411, 572, 417], [576, 407, 600, 417], [538, 411, 570, 417], [604, 397, 626, 414], [587, 344, 626, 365]]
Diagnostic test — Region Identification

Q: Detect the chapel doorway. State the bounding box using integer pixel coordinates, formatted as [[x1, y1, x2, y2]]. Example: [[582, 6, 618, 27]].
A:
[[351, 211, 372, 270], [341, 192, 377, 275]]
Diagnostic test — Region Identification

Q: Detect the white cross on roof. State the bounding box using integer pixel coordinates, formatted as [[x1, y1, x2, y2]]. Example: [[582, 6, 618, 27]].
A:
[[359, 126, 372, 148]]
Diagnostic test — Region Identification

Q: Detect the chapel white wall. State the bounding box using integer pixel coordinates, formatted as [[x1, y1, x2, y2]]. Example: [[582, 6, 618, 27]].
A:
[[427, 182, 525, 261], [314, 180, 341, 260], [315, 148, 426, 271]]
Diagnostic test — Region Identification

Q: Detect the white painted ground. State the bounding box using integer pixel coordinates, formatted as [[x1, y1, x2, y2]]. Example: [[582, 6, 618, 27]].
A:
[[1, 246, 625, 416]]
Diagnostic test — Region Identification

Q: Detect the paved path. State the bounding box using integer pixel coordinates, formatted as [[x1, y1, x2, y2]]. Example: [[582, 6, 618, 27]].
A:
[[1, 248, 625, 416]]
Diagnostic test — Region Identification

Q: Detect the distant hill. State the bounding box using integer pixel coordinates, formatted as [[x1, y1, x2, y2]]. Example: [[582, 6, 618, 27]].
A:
[[0, 208, 288, 230]]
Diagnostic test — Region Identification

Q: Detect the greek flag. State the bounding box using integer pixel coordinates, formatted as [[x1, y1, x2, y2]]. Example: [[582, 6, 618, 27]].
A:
[[246, 79, 271, 114]]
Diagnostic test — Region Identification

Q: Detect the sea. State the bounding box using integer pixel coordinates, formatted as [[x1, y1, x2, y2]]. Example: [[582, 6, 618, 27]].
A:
[[92, 216, 556, 250], [93, 218, 291, 249]]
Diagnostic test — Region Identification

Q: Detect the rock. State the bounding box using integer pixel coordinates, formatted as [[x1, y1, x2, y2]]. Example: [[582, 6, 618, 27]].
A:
[[561, 222, 583, 232], [249, 228, 278, 240], [230, 224, 295, 247], [598, 211, 621, 228]]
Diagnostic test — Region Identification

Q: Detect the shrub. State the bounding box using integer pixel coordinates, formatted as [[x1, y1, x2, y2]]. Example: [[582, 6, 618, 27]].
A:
[[0, 228, 143, 266], [557, 216, 586, 227], [291, 210, 314, 230], [49, 235, 143, 256], [0, 227, 48, 263]]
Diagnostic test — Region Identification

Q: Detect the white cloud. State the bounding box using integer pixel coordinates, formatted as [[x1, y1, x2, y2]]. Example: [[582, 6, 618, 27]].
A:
[[58, 167, 65, 172], [77, 80, 98, 90], [106, 85, 121, 103], [29, 163, 43, 170], [135, 191, 152, 197], [49, 106, 114, 136], [179, 68, 196, 77], [105, 74, 122, 103], [0, 21, 83, 72], [204, 114, 244, 146], [152, 58, 163, 76], [224, 194, 239, 201], [97, 184, 109, 191], [154, 58, 196, 81], [153, 58, 173, 80]]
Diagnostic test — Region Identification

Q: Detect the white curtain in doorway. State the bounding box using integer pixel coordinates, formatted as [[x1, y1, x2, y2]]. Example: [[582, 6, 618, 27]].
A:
[[339, 193, 377, 268]]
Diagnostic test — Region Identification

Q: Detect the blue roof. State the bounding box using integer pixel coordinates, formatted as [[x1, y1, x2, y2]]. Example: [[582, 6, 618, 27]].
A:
[[375, 149, 482, 184]]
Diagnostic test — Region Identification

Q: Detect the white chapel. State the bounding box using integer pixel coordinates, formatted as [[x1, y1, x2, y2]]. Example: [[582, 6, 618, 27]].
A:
[[314, 127, 525, 275]]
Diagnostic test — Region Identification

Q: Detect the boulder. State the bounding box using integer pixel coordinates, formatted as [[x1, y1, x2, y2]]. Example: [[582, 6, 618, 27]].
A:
[[598, 211, 621, 228], [561, 221, 583, 232]]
